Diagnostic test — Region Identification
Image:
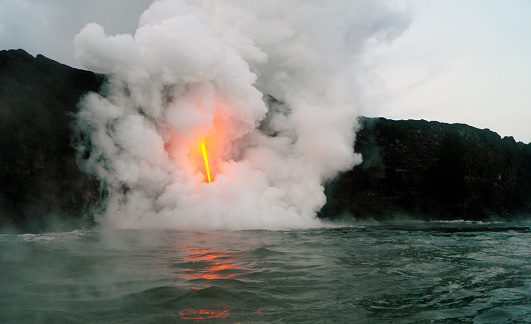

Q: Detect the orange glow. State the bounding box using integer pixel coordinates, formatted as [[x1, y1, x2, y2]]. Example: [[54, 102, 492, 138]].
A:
[[200, 136, 211, 183], [165, 96, 235, 184], [176, 248, 250, 282], [177, 309, 229, 320]]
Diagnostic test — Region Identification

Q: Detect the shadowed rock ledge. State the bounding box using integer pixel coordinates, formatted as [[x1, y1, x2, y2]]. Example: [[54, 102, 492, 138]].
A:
[[0, 49, 105, 232], [0, 49, 529, 231], [320, 117, 531, 221]]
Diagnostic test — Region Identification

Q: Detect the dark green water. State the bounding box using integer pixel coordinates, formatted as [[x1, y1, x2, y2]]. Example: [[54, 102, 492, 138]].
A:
[[1, 221, 530, 323]]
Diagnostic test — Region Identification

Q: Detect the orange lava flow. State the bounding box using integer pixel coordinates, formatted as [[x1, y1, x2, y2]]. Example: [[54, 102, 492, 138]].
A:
[[165, 96, 234, 183], [200, 136, 211, 183]]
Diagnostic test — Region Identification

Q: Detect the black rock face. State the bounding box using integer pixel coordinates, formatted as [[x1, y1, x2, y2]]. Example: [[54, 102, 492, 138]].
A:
[[0, 49, 105, 232], [320, 117, 531, 220], [0, 49, 529, 232]]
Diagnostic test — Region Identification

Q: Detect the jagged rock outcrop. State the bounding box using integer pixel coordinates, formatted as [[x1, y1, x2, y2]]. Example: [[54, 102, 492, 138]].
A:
[[0, 49, 529, 231], [320, 117, 531, 220], [0, 49, 105, 232]]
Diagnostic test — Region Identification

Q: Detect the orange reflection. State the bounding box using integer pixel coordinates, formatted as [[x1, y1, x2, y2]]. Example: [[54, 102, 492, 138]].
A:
[[177, 309, 229, 320], [178, 248, 249, 281]]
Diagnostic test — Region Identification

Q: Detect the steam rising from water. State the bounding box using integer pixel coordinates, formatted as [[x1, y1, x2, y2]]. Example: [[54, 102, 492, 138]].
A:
[[73, 0, 409, 230]]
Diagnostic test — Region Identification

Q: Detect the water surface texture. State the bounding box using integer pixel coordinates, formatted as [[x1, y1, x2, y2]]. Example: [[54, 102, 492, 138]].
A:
[[1, 221, 530, 323]]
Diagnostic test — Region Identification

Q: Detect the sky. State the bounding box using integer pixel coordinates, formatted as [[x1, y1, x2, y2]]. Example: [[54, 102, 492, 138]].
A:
[[1, 0, 530, 143]]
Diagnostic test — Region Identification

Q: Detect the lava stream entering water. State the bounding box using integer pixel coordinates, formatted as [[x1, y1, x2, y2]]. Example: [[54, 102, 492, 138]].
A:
[[200, 136, 211, 183]]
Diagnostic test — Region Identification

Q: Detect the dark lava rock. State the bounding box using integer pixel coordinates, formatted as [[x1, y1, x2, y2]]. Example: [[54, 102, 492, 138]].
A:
[[1, 49, 529, 232], [320, 117, 531, 221], [0, 49, 105, 232]]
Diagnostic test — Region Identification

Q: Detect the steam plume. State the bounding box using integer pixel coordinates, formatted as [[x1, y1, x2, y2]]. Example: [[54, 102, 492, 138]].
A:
[[73, 0, 409, 230]]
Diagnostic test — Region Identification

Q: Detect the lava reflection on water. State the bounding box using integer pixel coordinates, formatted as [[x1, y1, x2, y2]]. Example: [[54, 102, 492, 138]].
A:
[[178, 248, 249, 281], [177, 308, 230, 320], [158, 231, 269, 321]]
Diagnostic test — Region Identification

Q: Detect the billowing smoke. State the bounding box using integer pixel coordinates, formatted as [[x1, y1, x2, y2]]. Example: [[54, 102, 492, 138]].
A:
[[73, 0, 409, 230]]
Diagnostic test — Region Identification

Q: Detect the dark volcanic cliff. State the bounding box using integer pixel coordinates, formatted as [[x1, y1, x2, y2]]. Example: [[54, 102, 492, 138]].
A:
[[0, 49, 530, 231], [0, 49, 105, 232], [320, 117, 531, 220]]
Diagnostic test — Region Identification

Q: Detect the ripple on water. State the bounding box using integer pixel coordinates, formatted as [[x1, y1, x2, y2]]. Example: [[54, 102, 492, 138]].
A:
[[0, 225, 530, 323]]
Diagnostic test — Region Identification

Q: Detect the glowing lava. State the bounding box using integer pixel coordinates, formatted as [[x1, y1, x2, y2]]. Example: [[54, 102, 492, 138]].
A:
[[200, 136, 212, 183], [165, 97, 231, 183]]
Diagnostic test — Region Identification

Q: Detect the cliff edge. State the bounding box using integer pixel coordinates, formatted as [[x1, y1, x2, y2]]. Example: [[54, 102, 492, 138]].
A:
[[0, 49, 105, 231], [1, 49, 529, 231], [320, 117, 531, 220]]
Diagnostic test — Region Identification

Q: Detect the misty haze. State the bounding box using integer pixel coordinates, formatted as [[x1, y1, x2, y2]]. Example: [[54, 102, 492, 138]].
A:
[[0, 0, 530, 322]]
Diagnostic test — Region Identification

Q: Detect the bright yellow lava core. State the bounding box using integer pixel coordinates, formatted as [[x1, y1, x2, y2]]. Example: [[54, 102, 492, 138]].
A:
[[200, 136, 211, 183]]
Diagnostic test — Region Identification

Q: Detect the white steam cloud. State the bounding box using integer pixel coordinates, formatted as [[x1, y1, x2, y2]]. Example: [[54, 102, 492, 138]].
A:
[[73, 0, 409, 230]]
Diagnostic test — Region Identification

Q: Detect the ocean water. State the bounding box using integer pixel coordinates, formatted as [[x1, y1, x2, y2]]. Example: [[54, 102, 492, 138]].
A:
[[1, 221, 530, 323]]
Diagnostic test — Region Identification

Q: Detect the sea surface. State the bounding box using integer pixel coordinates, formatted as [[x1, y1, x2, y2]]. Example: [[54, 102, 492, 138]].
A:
[[1, 220, 530, 323]]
